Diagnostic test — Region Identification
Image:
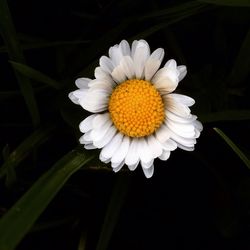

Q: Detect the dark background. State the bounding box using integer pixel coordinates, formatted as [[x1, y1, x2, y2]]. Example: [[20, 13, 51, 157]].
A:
[[0, 0, 250, 249]]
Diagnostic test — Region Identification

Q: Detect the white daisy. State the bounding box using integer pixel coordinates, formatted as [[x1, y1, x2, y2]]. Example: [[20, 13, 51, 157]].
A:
[[69, 39, 203, 178]]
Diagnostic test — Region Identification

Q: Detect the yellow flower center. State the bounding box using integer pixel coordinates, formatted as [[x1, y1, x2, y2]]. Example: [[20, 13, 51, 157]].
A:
[[108, 79, 165, 137]]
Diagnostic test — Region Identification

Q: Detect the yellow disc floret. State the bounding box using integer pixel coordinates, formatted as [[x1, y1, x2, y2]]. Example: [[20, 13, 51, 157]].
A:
[[108, 79, 165, 137]]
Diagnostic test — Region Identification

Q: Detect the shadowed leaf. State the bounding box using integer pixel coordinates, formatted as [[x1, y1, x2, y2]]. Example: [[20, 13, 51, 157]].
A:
[[198, 0, 250, 7], [0, 148, 95, 250], [214, 128, 250, 169], [0, 40, 91, 53], [10, 61, 62, 89], [31, 216, 77, 233], [140, 1, 208, 20], [227, 28, 250, 86], [2, 145, 16, 188], [0, 0, 40, 127], [130, 4, 214, 42], [78, 230, 87, 250], [96, 174, 129, 250], [0, 125, 55, 178]]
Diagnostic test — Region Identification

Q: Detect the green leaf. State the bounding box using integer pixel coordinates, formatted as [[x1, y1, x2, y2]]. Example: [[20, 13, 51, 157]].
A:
[[0, 148, 95, 250], [9, 61, 62, 89], [0, 40, 91, 53], [140, 1, 207, 20], [130, 4, 214, 41], [78, 230, 87, 250], [214, 128, 250, 169], [198, 0, 250, 7], [96, 174, 129, 250], [227, 28, 250, 86], [31, 216, 77, 233], [0, 125, 55, 178], [2, 145, 16, 188], [200, 110, 250, 123], [0, 86, 50, 102], [2, 144, 10, 161], [0, 0, 40, 127]]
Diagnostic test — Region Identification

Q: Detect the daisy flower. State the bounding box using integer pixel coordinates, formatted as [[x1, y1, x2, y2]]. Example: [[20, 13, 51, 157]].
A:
[[69, 39, 203, 178]]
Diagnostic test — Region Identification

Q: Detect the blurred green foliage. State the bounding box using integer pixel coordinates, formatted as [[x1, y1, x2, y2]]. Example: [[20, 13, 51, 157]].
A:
[[0, 0, 249, 249]]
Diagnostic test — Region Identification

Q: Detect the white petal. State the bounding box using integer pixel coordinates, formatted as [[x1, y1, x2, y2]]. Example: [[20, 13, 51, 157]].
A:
[[84, 143, 97, 150], [99, 154, 111, 164], [75, 78, 91, 89], [177, 143, 194, 151], [125, 138, 140, 166], [94, 67, 108, 80], [145, 59, 161, 81], [193, 120, 203, 132], [142, 164, 154, 178], [177, 65, 187, 81], [163, 59, 179, 82], [131, 39, 149, 57], [166, 111, 197, 124], [141, 159, 154, 169], [151, 48, 165, 61], [131, 40, 138, 58], [155, 124, 171, 143], [94, 67, 116, 87], [111, 136, 130, 164], [169, 129, 196, 147], [132, 40, 150, 79], [165, 97, 191, 118], [111, 65, 127, 83], [168, 93, 195, 107], [145, 48, 164, 81], [68, 92, 79, 105], [112, 161, 125, 172], [165, 59, 177, 70], [127, 160, 139, 171], [158, 150, 170, 160], [79, 131, 92, 144], [194, 128, 201, 138], [161, 139, 177, 151], [69, 89, 88, 105], [91, 119, 112, 142], [92, 113, 110, 130], [109, 45, 123, 67], [88, 79, 113, 92], [94, 126, 117, 149], [112, 161, 124, 169], [152, 69, 179, 94], [138, 138, 154, 167], [100, 133, 123, 159], [99, 56, 114, 74], [166, 120, 195, 138], [79, 90, 109, 113], [119, 40, 130, 56], [119, 56, 135, 79], [79, 114, 97, 133], [147, 135, 163, 158]]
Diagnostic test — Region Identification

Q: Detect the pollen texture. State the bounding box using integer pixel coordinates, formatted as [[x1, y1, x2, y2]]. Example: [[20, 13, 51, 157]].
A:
[[108, 79, 165, 137]]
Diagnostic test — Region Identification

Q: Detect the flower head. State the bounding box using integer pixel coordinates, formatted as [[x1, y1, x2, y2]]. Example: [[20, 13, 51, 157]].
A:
[[69, 40, 203, 178]]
